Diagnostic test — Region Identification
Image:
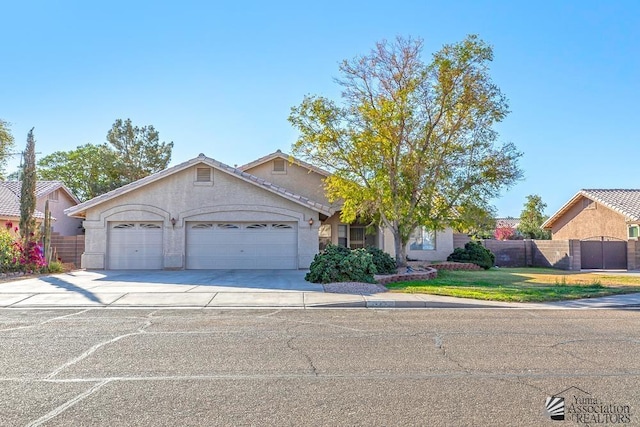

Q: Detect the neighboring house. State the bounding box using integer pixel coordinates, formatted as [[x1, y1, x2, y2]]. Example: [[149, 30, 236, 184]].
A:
[[542, 189, 640, 269], [65, 151, 454, 270], [542, 189, 640, 241], [0, 181, 82, 236], [495, 217, 520, 230]]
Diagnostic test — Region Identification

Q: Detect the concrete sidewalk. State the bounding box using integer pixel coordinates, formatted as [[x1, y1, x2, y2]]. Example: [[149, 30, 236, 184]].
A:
[[0, 270, 639, 309]]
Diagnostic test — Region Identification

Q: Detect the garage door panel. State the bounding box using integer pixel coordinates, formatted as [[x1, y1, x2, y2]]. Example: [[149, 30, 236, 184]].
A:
[[109, 222, 163, 270], [186, 222, 297, 269]]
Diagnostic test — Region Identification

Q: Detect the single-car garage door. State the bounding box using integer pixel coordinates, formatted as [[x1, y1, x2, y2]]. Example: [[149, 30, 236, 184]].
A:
[[108, 222, 163, 269], [186, 222, 298, 269]]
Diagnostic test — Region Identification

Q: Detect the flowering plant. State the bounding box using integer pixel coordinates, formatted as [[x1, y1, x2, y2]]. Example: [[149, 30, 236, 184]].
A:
[[0, 223, 47, 273]]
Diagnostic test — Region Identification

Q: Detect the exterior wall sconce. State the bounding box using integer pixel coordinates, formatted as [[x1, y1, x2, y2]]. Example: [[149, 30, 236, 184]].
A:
[[308, 218, 314, 227], [170, 217, 177, 228]]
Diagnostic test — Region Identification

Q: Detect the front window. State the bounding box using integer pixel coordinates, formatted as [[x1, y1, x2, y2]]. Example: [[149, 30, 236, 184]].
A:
[[629, 225, 639, 239], [319, 224, 331, 250], [338, 225, 348, 247], [409, 227, 436, 251]]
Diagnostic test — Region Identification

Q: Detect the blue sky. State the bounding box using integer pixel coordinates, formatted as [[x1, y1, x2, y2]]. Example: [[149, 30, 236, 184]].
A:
[[2, 0, 638, 217]]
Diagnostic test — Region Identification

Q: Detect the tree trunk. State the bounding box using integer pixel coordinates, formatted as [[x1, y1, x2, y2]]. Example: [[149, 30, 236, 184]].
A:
[[392, 226, 407, 267]]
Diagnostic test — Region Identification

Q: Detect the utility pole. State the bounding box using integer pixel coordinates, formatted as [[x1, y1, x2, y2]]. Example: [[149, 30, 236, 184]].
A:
[[5, 150, 41, 180]]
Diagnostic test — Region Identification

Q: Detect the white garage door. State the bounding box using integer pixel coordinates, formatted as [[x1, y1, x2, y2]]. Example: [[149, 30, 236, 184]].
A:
[[186, 222, 298, 269], [108, 222, 163, 269]]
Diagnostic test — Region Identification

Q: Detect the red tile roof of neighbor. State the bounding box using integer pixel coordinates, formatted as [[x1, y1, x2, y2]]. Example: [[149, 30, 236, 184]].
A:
[[0, 185, 45, 219]]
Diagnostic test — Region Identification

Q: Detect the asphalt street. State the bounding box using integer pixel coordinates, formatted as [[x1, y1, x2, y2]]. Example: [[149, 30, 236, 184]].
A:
[[1, 308, 639, 426]]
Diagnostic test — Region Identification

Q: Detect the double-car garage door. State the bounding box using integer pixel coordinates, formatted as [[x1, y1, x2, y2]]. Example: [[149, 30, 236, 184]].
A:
[[107, 221, 298, 269], [186, 222, 297, 269]]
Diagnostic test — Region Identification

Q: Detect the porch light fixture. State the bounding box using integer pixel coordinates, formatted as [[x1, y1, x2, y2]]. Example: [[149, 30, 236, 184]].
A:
[[170, 217, 177, 228], [308, 218, 314, 227]]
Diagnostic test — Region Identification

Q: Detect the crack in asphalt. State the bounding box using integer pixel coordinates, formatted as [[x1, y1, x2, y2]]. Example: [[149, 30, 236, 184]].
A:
[[0, 309, 89, 332], [25, 379, 110, 427], [286, 337, 319, 377], [45, 314, 155, 380]]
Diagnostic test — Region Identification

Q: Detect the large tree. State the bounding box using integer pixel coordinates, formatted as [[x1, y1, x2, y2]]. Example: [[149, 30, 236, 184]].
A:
[[107, 118, 173, 183], [0, 119, 16, 179], [453, 201, 497, 240], [518, 194, 551, 239], [289, 35, 522, 265], [20, 128, 37, 241], [38, 144, 123, 201], [38, 119, 174, 201]]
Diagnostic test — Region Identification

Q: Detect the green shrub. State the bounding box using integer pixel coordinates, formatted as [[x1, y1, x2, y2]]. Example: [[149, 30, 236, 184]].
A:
[[366, 246, 397, 274], [0, 228, 20, 273], [306, 244, 377, 283], [447, 241, 495, 270], [46, 261, 65, 274]]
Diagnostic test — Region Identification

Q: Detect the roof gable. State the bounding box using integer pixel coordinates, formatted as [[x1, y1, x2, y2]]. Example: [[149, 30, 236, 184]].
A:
[[65, 154, 335, 218], [0, 181, 81, 204], [542, 189, 640, 229], [238, 150, 331, 177]]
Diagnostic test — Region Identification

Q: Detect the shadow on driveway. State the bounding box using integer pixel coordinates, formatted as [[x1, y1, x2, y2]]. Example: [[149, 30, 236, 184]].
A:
[[89, 269, 322, 292], [39, 276, 103, 304]]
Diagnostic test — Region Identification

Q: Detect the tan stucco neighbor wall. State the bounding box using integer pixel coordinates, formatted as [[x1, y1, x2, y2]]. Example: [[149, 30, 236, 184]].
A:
[[551, 196, 628, 241], [81, 164, 319, 270], [36, 191, 83, 236]]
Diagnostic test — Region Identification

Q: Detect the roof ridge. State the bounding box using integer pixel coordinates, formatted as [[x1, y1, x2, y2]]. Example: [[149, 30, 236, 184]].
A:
[[66, 154, 335, 217]]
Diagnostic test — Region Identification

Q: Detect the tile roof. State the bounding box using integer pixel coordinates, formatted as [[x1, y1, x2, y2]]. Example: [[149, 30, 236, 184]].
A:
[[495, 218, 520, 228], [580, 189, 640, 221], [65, 154, 336, 218], [0, 185, 45, 219], [0, 181, 81, 204], [542, 189, 640, 229]]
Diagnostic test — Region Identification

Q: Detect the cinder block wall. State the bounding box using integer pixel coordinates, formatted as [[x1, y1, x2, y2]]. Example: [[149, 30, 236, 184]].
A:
[[453, 233, 471, 249], [628, 240, 640, 270], [482, 240, 528, 267], [50, 233, 85, 267], [480, 239, 581, 270], [531, 240, 579, 270]]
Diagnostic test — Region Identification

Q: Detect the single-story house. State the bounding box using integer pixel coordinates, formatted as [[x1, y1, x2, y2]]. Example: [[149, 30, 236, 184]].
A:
[[0, 181, 82, 236], [65, 151, 454, 270], [542, 189, 640, 269], [495, 217, 520, 230], [542, 189, 640, 241]]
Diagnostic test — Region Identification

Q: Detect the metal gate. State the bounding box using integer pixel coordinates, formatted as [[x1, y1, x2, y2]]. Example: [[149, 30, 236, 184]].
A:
[[580, 237, 627, 270]]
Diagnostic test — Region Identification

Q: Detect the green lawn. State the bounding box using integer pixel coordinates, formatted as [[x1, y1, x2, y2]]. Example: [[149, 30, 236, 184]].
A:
[[386, 268, 640, 302]]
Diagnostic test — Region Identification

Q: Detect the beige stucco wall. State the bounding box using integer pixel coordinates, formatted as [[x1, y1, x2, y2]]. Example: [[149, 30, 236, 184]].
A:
[[36, 191, 83, 236], [81, 163, 319, 269], [382, 227, 454, 262], [320, 213, 453, 262], [243, 160, 333, 208], [551, 196, 628, 241]]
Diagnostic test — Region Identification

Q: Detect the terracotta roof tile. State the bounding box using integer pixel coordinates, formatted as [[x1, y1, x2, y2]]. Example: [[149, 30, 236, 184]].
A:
[[580, 189, 640, 221], [542, 189, 640, 229]]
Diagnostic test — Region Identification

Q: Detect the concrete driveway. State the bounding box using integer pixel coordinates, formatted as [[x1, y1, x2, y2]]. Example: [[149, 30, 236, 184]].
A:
[[0, 270, 332, 309]]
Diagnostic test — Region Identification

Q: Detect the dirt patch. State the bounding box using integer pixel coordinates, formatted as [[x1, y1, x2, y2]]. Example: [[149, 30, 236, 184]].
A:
[[323, 282, 388, 295]]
